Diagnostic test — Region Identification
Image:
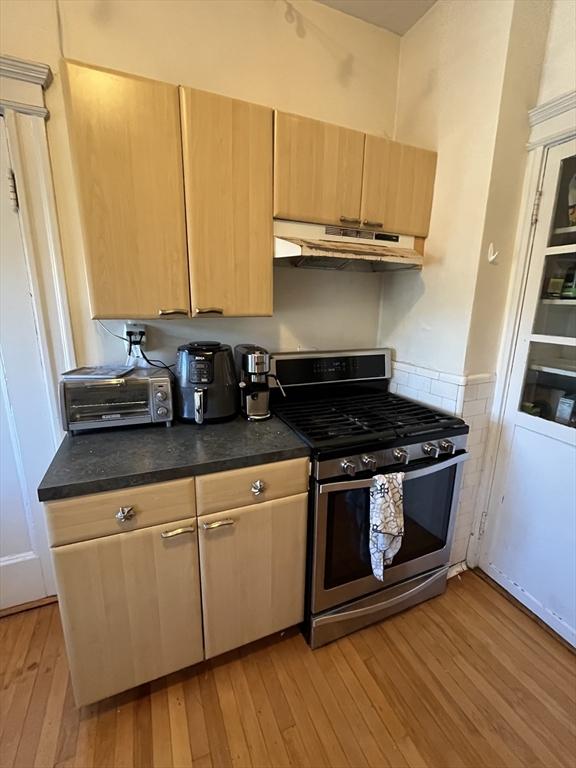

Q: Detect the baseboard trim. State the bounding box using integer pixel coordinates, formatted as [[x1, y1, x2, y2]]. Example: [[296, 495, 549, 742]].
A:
[[0, 594, 57, 619]]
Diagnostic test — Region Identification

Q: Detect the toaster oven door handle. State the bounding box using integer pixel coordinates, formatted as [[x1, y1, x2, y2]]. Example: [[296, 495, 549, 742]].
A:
[[319, 453, 468, 494]]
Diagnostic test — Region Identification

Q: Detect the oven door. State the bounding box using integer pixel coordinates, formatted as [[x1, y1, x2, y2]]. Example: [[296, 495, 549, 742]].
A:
[[312, 452, 467, 614]]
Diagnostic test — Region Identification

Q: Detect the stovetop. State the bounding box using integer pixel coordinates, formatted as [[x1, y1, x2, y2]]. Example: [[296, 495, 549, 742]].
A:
[[272, 390, 467, 453]]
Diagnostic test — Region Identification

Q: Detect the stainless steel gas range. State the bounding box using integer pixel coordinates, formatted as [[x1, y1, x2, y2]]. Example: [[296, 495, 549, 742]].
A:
[[270, 349, 469, 648]]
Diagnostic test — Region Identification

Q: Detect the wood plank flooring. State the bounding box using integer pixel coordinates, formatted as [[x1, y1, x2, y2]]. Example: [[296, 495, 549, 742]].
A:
[[1, 571, 574, 768]]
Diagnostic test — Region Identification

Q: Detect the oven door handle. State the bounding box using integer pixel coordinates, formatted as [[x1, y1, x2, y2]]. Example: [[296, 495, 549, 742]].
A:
[[319, 452, 468, 494]]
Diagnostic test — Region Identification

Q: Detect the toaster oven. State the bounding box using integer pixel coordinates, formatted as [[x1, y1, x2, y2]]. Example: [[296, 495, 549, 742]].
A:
[[60, 368, 173, 433]]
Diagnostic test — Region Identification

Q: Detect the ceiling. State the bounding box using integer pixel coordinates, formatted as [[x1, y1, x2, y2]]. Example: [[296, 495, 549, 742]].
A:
[[315, 0, 436, 35]]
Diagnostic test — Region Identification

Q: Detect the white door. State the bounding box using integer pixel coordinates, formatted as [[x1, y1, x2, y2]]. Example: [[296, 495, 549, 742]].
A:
[[0, 117, 58, 608], [480, 139, 576, 646]]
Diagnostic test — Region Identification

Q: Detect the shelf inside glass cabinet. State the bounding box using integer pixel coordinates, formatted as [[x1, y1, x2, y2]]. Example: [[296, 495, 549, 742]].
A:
[[534, 250, 576, 337], [520, 342, 576, 427]]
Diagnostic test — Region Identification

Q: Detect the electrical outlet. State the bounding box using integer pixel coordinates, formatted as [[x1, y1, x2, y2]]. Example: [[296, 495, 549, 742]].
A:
[[124, 323, 146, 356]]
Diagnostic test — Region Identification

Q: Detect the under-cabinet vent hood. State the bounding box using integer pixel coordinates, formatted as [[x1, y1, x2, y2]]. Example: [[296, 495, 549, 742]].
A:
[[274, 221, 423, 272]]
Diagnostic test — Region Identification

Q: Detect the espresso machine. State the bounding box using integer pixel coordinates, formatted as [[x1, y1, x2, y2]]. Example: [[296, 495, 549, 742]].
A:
[[235, 344, 275, 421]]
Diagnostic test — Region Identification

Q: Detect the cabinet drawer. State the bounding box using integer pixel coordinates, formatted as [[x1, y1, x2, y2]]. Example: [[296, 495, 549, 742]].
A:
[[45, 478, 196, 546], [195, 457, 309, 516]]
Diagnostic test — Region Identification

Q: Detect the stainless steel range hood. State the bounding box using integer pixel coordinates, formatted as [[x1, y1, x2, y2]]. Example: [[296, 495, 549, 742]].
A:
[[274, 221, 423, 272]]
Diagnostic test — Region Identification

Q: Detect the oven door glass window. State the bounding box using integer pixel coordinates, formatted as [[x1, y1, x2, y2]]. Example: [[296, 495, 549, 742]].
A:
[[66, 381, 149, 424], [324, 466, 456, 590]]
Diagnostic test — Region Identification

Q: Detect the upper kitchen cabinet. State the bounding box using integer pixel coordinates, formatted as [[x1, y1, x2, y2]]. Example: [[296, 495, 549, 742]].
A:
[[180, 87, 273, 317], [274, 111, 365, 227], [63, 61, 190, 319], [361, 137, 437, 237]]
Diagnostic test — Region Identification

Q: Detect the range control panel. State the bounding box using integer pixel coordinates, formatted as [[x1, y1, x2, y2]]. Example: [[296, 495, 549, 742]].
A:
[[272, 349, 392, 387]]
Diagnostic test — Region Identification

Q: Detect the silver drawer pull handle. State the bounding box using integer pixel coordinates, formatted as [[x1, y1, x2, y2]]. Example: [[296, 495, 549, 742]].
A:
[[251, 480, 266, 496], [202, 519, 236, 530], [161, 525, 195, 538], [362, 220, 383, 228], [194, 307, 224, 315], [158, 308, 188, 316], [115, 506, 135, 522]]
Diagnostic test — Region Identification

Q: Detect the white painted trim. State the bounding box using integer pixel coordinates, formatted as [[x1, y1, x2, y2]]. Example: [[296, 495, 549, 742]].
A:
[[527, 126, 576, 151], [4, 110, 76, 445], [528, 90, 576, 127], [0, 550, 38, 567], [469, 147, 546, 568], [485, 563, 575, 647], [0, 55, 52, 89], [0, 99, 48, 120]]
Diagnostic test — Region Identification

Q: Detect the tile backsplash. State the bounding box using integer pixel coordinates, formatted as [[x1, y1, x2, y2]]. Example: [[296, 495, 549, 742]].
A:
[[389, 361, 495, 567]]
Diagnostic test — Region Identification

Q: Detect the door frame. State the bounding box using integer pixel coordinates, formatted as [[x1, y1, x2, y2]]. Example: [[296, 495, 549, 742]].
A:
[[0, 57, 76, 601], [470, 91, 576, 569]]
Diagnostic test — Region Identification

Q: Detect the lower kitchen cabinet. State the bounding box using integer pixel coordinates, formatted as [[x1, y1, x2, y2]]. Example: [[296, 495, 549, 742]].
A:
[[198, 493, 308, 658], [52, 517, 203, 706]]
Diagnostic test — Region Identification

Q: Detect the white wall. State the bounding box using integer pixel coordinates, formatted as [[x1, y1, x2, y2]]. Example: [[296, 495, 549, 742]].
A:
[[537, 0, 576, 104], [378, 0, 517, 376], [1, 0, 400, 364]]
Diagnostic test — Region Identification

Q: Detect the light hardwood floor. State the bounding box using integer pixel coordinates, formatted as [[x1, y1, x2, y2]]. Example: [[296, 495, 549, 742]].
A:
[[1, 571, 574, 768]]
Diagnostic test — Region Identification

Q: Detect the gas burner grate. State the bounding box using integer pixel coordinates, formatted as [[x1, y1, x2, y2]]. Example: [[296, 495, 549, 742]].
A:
[[273, 392, 464, 449]]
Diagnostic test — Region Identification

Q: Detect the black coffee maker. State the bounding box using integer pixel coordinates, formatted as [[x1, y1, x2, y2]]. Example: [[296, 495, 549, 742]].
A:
[[175, 342, 238, 424]]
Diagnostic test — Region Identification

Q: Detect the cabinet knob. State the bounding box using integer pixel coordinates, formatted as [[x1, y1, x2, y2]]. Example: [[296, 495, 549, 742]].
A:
[[115, 506, 135, 523], [251, 480, 266, 496]]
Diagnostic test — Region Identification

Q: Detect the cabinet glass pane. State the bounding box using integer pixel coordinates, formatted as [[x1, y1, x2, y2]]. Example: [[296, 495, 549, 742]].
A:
[[548, 154, 576, 247], [520, 342, 576, 427], [534, 251, 576, 337]]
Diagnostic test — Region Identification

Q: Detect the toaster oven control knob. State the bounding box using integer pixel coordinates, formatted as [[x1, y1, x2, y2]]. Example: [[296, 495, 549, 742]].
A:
[[155, 391, 168, 401], [422, 442, 440, 458], [439, 439, 455, 454], [361, 455, 378, 471], [393, 448, 409, 465], [157, 406, 169, 417], [341, 459, 357, 476]]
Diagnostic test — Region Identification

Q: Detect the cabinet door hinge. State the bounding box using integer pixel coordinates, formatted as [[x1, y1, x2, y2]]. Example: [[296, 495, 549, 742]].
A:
[[531, 189, 542, 226], [7, 168, 19, 213]]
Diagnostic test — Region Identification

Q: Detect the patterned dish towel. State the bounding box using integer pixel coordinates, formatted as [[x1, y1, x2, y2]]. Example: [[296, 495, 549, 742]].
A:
[[369, 473, 405, 581]]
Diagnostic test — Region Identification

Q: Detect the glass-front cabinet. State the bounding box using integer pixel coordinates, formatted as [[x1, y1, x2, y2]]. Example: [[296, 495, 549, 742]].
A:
[[519, 152, 576, 428]]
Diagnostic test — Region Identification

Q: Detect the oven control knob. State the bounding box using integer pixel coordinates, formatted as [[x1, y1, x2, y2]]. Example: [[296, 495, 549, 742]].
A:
[[422, 442, 440, 458], [155, 391, 168, 401], [361, 455, 378, 471], [341, 459, 357, 476], [157, 406, 168, 417], [439, 439, 455, 454], [393, 448, 409, 464]]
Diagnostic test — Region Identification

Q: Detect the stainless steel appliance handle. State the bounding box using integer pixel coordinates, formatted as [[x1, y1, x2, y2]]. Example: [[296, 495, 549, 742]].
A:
[[316, 568, 448, 626], [194, 307, 224, 315], [158, 308, 189, 316], [194, 388, 205, 424], [202, 519, 236, 530], [319, 452, 468, 494], [160, 525, 195, 538]]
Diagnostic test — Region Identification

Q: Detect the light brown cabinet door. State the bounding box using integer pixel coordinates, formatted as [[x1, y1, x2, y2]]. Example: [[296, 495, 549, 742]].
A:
[[63, 61, 190, 319], [180, 88, 273, 317], [52, 517, 203, 706], [198, 493, 308, 658], [361, 136, 437, 237], [274, 111, 365, 226]]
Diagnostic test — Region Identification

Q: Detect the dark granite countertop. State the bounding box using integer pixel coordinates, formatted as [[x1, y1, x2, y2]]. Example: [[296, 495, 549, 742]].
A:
[[38, 417, 310, 502]]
